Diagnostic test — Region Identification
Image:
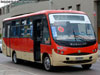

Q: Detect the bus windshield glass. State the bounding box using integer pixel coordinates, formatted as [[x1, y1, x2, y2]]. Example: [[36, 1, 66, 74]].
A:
[[49, 13, 96, 42]]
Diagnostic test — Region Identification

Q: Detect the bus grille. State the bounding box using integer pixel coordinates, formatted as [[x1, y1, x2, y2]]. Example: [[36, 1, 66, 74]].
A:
[[63, 60, 92, 64], [67, 53, 91, 56]]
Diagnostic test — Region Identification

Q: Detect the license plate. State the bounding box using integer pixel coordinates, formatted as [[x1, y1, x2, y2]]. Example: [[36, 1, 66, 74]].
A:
[[76, 57, 83, 60]]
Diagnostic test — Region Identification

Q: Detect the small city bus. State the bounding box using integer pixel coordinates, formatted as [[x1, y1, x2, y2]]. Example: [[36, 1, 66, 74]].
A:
[[2, 10, 98, 71]]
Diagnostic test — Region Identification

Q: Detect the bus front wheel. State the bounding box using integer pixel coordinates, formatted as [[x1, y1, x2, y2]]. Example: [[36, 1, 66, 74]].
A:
[[81, 64, 92, 69], [43, 56, 53, 71]]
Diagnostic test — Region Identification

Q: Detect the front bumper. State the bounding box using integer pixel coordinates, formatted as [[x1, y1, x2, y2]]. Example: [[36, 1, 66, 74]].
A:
[[51, 50, 98, 66]]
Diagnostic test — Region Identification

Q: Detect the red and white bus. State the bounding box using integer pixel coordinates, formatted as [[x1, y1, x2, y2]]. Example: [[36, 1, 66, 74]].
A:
[[2, 10, 98, 71]]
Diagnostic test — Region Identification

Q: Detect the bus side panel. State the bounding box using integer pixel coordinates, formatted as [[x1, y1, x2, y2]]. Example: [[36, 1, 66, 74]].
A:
[[3, 37, 53, 62], [3, 38, 34, 62], [6, 38, 11, 56], [40, 44, 52, 63], [2, 38, 11, 56], [2, 38, 7, 56], [41, 44, 52, 54], [10, 38, 34, 61], [10, 38, 33, 52]]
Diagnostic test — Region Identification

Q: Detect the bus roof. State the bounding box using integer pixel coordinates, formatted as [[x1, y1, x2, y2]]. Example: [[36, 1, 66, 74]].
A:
[[3, 10, 86, 21]]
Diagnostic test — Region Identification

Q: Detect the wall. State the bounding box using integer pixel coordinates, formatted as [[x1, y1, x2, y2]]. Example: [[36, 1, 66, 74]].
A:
[[52, 0, 95, 25], [97, 2, 100, 27], [10, 1, 50, 16], [0, 13, 11, 33], [97, 1, 100, 43]]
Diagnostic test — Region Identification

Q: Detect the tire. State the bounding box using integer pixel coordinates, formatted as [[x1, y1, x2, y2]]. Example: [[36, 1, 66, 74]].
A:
[[82, 64, 92, 69], [0, 48, 2, 53], [12, 52, 19, 64], [43, 56, 53, 71]]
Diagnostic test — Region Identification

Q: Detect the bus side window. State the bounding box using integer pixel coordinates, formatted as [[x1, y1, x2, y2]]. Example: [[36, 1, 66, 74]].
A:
[[10, 21, 15, 37], [3, 27, 5, 37], [5, 23, 8, 38], [16, 20, 20, 37], [3, 22, 6, 37], [20, 18, 33, 38], [10, 20, 21, 37], [5, 22, 11, 38], [42, 18, 50, 45], [11, 26, 16, 37]]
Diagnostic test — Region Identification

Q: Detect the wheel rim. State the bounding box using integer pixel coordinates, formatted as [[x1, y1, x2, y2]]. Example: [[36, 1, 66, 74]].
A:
[[13, 53, 17, 63], [44, 57, 51, 70]]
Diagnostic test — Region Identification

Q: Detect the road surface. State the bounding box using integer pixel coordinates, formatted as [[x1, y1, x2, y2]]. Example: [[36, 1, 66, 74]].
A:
[[0, 53, 100, 75]]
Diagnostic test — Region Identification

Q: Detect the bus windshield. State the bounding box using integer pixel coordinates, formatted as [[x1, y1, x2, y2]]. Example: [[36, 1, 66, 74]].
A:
[[49, 13, 96, 42]]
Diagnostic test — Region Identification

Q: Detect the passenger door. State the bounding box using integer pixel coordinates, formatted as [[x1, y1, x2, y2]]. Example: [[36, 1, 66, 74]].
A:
[[33, 18, 42, 61], [6, 23, 11, 56], [33, 15, 51, 61]]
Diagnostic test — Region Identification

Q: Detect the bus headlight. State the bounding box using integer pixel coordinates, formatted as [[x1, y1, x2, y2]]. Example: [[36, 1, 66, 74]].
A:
[[57, 50, 60, 53], [57, 50, 64, 54]]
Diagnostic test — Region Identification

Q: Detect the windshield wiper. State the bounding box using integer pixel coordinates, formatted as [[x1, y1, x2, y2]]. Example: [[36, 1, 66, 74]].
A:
[[73, 29, 87, 42], [75, 35, 88, 42]]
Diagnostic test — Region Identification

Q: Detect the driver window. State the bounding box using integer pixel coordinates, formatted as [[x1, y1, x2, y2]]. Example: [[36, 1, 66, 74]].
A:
[[42, 18, 51, 45]]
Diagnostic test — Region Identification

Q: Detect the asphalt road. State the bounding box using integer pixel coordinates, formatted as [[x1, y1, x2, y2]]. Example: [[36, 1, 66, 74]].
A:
[[0, 53, 100, 75]]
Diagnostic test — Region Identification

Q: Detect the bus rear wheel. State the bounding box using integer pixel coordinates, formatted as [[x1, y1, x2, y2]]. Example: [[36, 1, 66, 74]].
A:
[[12, 52, 19, 64], [43, 56, 53, 71], [81, 64, 92, 69]]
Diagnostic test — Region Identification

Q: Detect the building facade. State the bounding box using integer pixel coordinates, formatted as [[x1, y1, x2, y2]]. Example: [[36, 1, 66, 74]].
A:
[[0, 0, 100, 43]]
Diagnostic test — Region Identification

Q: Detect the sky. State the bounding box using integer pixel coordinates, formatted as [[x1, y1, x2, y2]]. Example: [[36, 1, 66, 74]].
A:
[[0, 3, 10, 8], [0, 3, 6, 7]]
